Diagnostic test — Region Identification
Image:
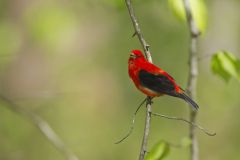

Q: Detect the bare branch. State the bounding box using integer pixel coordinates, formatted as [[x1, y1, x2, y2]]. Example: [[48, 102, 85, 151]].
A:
[[140, 97, 152, 159], [151, 112, 216, 136], [182, 0, 201, 160], [125, 0, 152, 63], [0, 95, 79, 160], [125, 0, 154, 160], [115, 98, 147, 144]]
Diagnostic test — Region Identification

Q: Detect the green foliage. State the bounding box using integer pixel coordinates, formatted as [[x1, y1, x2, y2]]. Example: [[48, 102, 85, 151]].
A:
[[145, 141, 170, 160], [168, 0, 207, 33], [211, 51, 240, 82]]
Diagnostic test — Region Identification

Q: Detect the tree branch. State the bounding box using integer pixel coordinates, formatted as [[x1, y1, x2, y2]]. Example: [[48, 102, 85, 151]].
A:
[[151, 112, 216, 136], [125, 0, 152, 63], [125, 0, 153, 159], [115, 98, 147, 144], [182, 1, 200, 160], [0, 95, 79, 160], [139, 97, 152, 160]]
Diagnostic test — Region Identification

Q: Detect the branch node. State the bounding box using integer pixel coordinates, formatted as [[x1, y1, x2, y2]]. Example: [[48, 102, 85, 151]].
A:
[[132, 31, 137, 37], [146, 45, 150, 51], [192, 31, 201, 38]]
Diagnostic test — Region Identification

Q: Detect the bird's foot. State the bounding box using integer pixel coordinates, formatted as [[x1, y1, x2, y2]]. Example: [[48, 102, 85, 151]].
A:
[[147, 97, 153, 105]]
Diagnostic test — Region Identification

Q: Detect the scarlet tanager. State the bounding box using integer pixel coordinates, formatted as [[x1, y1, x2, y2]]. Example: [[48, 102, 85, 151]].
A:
[[128, 50, 199, 110]]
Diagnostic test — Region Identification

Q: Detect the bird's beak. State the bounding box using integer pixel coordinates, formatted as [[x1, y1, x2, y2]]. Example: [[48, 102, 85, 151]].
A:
[[129, 52, 135, 58]]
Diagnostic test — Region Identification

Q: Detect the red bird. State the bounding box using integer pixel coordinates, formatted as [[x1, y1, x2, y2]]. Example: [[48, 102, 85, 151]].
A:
[[128, 49, 199, 110]]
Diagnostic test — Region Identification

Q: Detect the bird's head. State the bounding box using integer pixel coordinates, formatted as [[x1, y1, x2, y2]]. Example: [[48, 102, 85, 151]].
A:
[[129, 50, 145, 60]]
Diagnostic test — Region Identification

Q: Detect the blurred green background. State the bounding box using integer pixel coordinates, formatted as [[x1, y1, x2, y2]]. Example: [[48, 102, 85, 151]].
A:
[[0, 0, 240, 160]]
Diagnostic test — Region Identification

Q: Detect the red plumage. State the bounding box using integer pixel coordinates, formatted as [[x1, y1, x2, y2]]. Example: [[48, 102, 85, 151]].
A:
[[128, 49, 199, 110]]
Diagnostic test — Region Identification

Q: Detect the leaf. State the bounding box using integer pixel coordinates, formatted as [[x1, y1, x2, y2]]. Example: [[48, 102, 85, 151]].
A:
[[168, 0, 207, 34], [145, 141, 170, 160], [211, 51, 240, 82]]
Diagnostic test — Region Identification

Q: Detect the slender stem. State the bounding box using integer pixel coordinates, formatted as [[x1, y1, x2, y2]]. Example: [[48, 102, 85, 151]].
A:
[[152, 112, 216, 136], [182, 1, 200, 160], [139, 98, 152, 160], [125, 0, 152, 63], [0, 95, 79, 160], [125, 0, 153, 159], [115, 98, 147, 144]]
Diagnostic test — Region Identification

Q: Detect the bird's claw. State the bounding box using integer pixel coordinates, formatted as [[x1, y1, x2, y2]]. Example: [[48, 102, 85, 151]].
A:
[[147, 97, 153, 105]]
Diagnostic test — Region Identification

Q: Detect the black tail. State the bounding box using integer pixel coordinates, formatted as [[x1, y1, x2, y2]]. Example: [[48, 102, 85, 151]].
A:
[[178, 92, 199, 110]]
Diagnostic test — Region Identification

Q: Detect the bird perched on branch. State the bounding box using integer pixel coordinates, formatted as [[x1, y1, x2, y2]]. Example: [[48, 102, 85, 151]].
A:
[[128, 49, 199, 110]]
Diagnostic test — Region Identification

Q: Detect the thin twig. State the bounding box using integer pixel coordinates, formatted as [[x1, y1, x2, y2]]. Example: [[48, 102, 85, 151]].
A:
[[115, 98, 147, 144], [152, 112, 216, 136], [140, 97, 152, 159], [0, 95, 79, 160], [125, 0, 154, 159], [125, 0, 152, 63], [182, 0, 200, 160]]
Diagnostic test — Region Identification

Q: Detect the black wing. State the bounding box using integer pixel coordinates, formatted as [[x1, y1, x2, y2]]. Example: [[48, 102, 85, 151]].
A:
[[139, 69, 177, 97]]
